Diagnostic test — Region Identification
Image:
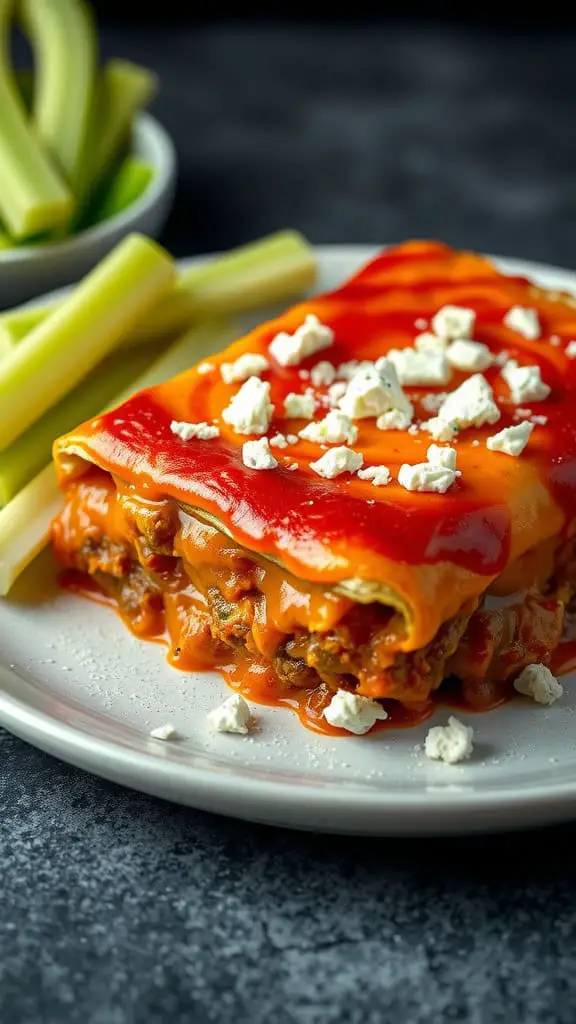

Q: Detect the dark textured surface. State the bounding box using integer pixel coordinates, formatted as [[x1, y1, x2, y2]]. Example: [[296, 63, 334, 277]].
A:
[[3, 20, 576, 1024]]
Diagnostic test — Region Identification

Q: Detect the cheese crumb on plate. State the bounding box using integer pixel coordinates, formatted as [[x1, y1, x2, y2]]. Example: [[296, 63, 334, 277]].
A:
[[149, 723, 180, 741], [207, 694, 252, 734], [323, 689, 388, 735], [424, 716, 474, 764]]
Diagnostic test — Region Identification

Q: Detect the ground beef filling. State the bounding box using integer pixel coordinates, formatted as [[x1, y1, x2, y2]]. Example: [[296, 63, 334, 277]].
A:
[[60, 524, 573, 709]]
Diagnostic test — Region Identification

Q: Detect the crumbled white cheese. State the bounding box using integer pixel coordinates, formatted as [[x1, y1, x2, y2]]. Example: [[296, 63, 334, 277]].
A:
[[222, 376, 274, 435], [513, 407, 533, 421], [220, 352, 269, 384], [269, 314, 334, 367], [287, 462, 298, 471], [335, 359, 374, 381], [376, 409, 413, 431], [415, 332, 448, 353], [339, 362, 413, 422], [310, 361, 337, 387], [446, 339, 493, 372], [242, 437, 279, 470], [414, 317, 428, 330], [170, 420, 220, 441], [327, 381, 348, 407], [299, 409, 358, 445], [398, 462, 457, 494], [269, 433, 289, 448], [197, 362, 215, 375], [383, 349, 452, 387], [437, 373, 500, 430], [309, 446, 364, 479], [501, 360, 551, 404], [207, 693, 252, 734], [431, 305, 476, 340], [424, 716, 474, 764], [287, 434, 298, 444], [284, 392, 317, 419], [513, 664, 563, 705], [298, 369, 310, 380], [530, 414, 547, 426], [426, 444, 458, 470], [149, 723, 180, 740], [420, 417, 456, 442], [503, 306, 541, 340], [357, 465, 392, 486], [323, 689, 388, 734], [420, 392, 448, 414], [566, 341, 576, 358], [486, 421, 534, 457]]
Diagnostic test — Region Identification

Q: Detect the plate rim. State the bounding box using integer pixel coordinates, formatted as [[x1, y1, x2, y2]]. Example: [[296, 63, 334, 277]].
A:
[[4, 241, 576, 835]]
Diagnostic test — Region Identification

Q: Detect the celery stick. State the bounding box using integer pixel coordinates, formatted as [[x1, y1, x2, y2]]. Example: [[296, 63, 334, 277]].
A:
[[0, 305, 48, 352], [20, 0, 97, 195], [0, 347, 155, 506], [0, 463, 61, 597], [0, 230, 317, 351], [87, 156, 154, 227], [90, 60, 158, 190], [0, 320, 235, 595], [0, 0, 73, 238], [0, 234, 175, 450], [119, 229, 318, 348]]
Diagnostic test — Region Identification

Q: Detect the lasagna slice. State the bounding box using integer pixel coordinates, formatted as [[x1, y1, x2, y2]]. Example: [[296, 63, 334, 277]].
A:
[[51, 240, 576, 730]]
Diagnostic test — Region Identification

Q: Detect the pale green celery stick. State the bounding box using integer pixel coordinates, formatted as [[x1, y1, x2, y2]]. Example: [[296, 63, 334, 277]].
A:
[[0, 347, 155, 506], [0, 233, 175, 450], [20, 0, 97, 195], [90, 60, 158, 190], [0, 320, 235, 595], [121, 229, 318, 348], [0, 0, 72, 238], [88, 156, 154, 226], [0, 304, 48, 352], [0, 230, 317, 351]]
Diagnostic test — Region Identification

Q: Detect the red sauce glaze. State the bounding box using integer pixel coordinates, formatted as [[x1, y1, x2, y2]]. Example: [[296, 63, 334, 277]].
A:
[[55, 242, 576, 590]]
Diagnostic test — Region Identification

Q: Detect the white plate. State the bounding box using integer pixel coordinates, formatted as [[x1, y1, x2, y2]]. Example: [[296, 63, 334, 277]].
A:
[[2, 244, 576, 837]]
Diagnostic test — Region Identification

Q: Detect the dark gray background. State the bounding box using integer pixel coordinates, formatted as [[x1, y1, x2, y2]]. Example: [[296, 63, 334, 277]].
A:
[[3, 19, 576, 1024]]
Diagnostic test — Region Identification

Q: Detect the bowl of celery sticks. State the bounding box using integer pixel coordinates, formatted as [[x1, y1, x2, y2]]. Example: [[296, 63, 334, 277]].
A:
[[0, 0, 176, 306]]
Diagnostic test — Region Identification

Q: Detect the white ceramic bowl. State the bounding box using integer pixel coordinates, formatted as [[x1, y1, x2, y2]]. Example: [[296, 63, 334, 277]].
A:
[[0, 112, 177, 308]]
